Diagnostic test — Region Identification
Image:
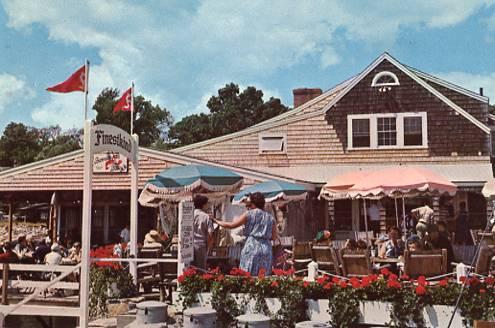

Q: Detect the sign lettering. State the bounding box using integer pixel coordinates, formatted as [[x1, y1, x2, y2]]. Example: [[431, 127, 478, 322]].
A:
[[90, 124, 137, 162]]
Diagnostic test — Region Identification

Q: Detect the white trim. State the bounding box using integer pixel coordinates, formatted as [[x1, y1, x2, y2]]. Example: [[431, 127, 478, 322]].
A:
[[371, 71, 400, 87], [407, 66, 489, 103], [323, 53, 491, 135], [258, 133, 287, 154], [347, 112, 428, 150]]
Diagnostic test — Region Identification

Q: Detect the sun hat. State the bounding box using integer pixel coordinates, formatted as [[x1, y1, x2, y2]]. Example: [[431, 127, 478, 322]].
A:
[[144, 230, 161, 244]]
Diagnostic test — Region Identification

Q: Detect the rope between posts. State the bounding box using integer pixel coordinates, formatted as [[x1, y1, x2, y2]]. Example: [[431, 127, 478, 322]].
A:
[[317, 269, 349, 280]]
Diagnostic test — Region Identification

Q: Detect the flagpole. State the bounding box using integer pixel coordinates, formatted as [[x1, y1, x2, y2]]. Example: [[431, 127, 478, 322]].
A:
[[130, 82, 134, 135], [84, 59, 90, 121]]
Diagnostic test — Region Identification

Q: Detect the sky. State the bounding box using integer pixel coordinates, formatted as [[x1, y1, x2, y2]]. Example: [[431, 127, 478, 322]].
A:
[[1, 0, 495, 131]]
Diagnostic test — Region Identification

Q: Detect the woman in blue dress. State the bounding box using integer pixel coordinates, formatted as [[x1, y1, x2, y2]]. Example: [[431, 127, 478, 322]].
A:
[[214, 192, 277, 276]]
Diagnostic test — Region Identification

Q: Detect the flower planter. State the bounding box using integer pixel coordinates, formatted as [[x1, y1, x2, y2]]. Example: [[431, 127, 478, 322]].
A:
[[306, 299, 331, 322], [423, 305, 463, 328], [360, 301, 391, 325], [107, 282, 120, 299]]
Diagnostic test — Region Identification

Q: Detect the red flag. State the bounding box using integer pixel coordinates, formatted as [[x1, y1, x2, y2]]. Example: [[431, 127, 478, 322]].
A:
[[113, 87, 132, 113], [46, 65, 86, 93]]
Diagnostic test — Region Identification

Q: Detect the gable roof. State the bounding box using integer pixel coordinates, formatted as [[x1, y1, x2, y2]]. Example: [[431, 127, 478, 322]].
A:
[[173, 52, 491, 155], [321, 53, 490, 134], [171, 77, 355, 153], [406, 66, 489, 103], [0, 148, 315, 192]]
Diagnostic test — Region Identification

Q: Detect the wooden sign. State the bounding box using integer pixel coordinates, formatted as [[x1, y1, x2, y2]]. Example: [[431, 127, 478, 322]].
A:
[[90, 124, 137, 162], [178, 201, 194, 266], [93, 152, 128, 173]]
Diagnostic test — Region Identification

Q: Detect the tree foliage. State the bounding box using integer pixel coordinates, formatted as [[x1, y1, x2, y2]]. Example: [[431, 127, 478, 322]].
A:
[[92, 88, 173, 147], [0, 123, 82, 167], [168, 83, 289, 147], [0, 122, 41, 167]]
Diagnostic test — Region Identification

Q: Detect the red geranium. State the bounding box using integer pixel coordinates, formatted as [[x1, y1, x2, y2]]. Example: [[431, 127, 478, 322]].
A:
[[350, 277, 361, 288], [438, 279, 449, 287], [380, 267, 391, 276], [323, 282, 332, 290], [271, 280, 279, 288], [415, 285, 427, 295], [387, 279, 401, 289]]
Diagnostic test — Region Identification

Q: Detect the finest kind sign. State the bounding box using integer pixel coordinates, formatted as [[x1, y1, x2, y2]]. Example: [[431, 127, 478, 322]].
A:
[[91, 124, 137, 161]]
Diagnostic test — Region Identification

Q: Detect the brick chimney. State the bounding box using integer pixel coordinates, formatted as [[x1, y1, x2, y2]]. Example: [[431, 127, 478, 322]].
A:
[[293, 88, 323, 108]]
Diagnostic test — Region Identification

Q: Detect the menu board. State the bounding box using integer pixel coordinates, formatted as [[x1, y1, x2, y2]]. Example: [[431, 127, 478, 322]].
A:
[[178, 201, 194, 265]]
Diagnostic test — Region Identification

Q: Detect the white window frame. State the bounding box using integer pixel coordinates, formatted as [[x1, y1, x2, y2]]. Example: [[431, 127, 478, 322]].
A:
[[371, 71, 400, 87], [258, 133, 287, 154], [347, 112, 427, 150]]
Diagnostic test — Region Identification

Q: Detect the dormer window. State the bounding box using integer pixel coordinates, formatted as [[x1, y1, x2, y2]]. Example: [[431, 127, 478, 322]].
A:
[[371, 71, 400, 87]]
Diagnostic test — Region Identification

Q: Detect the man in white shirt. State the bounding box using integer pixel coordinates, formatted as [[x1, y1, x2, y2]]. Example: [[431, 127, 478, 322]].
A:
[[45, 244, 62, 265], [193, 195, 215, 270], [120, 224, 130, 243]]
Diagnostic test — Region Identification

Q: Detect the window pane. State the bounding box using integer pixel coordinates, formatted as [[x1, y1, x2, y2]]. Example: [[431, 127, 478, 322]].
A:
[[404, 116, 423, 146], [377, 117, 397, 146], [352, 119, 370, 147], [260, 136, 285, 152]]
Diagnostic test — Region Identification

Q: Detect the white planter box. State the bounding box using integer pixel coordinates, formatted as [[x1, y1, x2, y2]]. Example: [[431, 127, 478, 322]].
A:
[[306, 299, 331, 322], [361, 301, 391, 325], [173, 293, 466, 327], [423, 305, 463, 328]]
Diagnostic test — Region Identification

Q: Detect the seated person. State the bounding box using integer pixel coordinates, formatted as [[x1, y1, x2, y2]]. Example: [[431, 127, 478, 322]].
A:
[[143, 230, 163, 250], [378, 226, 404, 258], [67, 242, 82, 263], [315, 230, 332, 244], [45, 244, 63, 266], [13, 235, 33, 262], [33, 239, 51, 264], [407, 236, 422, 252], [356, 239, 368, 250], [344, 239, 357, 251], [0, 242, 16, 263]]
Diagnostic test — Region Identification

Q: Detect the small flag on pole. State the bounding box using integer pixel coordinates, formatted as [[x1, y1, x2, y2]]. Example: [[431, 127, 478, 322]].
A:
[[46, 65, 86, 93], [113, 87, 132, 113]]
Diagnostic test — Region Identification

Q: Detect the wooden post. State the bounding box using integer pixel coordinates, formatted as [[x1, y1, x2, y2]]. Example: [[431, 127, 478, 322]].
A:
[[7, 202, 13, 243], [2, 263, 9, 305], [379, 201, 387, 234]]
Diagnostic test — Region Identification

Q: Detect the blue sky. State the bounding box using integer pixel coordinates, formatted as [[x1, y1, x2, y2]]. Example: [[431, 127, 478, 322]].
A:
[[1, 1, 495, 131]]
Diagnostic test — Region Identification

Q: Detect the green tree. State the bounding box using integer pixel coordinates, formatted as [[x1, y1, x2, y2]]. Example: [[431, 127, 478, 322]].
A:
[[169, 83, 289, 147], [35, 126, 82, 161], [92, 88, 173, 147], [0, 122, 41, 167]]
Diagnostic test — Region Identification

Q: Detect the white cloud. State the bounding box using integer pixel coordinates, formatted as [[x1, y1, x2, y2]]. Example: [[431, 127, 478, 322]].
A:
[[0, 73, 34, 113], [2, 0, 495, 123], [435, 71, 495, 103]]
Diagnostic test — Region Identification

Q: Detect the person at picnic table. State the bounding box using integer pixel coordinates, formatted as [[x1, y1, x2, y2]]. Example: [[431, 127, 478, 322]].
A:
[[407, 236, 422, 252], [411, 204, 434, 241], [192, 195, 215, 270], [33, 238, 51, 263], [13, 234, 33, 262], [143, 230, 164, 250], [45, 244, 63, 265], [0, 242, 17, 263], [378, 226, 404, 258], [213, 192, 277, 276], [67, 241, 82, 263]]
